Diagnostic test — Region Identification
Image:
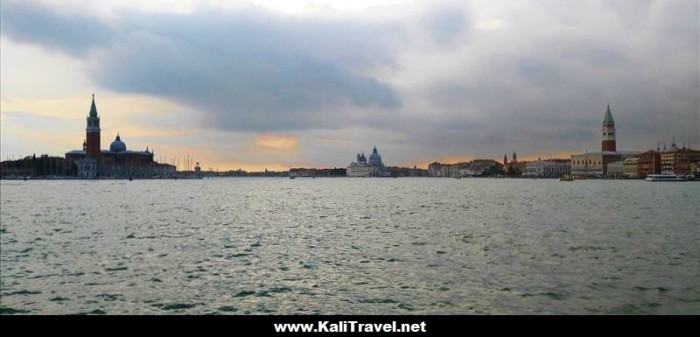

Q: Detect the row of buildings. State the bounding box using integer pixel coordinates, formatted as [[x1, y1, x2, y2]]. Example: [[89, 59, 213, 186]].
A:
[[427, 159, 504, 177], [418, 105, 699, 179], [603, 145, 699, 178], [568, 106, 698, 178]]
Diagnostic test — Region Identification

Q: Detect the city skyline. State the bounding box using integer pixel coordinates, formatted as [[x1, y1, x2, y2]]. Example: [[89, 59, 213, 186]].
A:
[[2, 0, 698, 171]]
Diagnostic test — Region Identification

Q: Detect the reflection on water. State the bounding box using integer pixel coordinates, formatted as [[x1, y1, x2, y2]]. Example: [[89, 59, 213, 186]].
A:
[[1, 178, 698, 314]]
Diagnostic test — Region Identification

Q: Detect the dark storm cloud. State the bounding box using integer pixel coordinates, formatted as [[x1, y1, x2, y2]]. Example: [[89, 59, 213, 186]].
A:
[[0, 1, 116, 56], [1, 1, 401, 131]]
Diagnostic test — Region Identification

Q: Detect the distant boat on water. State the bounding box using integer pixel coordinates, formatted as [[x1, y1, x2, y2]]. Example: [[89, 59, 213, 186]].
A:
[[645, 173, 687, 182]]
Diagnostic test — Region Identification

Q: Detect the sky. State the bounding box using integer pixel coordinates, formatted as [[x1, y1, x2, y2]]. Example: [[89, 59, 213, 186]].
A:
[[1, 0, 698, 171]]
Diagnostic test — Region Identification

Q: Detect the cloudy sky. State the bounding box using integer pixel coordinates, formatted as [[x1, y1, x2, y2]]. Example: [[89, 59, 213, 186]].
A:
[[1, 0, 697, 171]]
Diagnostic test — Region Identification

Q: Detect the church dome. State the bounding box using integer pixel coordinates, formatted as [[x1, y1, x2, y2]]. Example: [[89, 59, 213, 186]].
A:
[[110, 134, 127, 152], [368, 147, 382, 166]]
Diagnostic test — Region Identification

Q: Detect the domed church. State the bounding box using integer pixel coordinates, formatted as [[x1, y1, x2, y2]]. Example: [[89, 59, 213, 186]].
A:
[[347, 147, 389, 177], [65, 95, 175, 178]]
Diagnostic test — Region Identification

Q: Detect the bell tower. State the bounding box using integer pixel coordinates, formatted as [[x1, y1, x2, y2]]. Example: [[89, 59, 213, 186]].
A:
[[86, 94, 101, 161], [602, 105, 616, 152]]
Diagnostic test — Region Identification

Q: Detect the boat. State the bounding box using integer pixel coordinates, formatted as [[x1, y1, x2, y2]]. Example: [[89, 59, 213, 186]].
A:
[[289, 176, 295, 179], [645, 173, 687, 182], [560, 175, 573, 181]]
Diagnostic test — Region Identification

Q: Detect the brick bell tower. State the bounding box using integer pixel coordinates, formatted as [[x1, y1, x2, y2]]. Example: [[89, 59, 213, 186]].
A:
[[602, 105, 616, 152], [86, 94, 101, 162]]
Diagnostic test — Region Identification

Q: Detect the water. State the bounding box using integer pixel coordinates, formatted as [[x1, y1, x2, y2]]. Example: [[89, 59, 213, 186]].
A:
[[1, 178, 698, 314]]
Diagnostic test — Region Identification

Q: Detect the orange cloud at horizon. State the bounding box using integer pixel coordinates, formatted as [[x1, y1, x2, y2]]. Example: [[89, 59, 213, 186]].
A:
[[253, 134, 299, 152]]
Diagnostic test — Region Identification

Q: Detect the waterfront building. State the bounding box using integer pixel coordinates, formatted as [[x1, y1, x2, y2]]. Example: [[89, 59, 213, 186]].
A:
[[347, 147, 389, 177], [469, 159, 503, 176], [623, 158, 640, 177], [523, 159, 571, 178], [659, 141, 699, 175], [636, 151, 661, 177], [607, 157, 640, 178], [428, 162, 444, 177], [606, 160, 623, 178], [571, 152, 614, 177], [458, 164, 480, 177], [64, 95, 176, 178]]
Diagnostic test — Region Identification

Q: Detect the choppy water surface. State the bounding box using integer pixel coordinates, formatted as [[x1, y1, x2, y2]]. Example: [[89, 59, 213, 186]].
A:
[[1, 178, 698, 314]]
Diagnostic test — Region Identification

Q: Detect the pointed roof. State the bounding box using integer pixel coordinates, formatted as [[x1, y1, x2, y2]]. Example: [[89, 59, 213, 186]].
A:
[[372, 147, 378, 154], [89, 94, 98, 117], [115, 133, 121, 141], [603, 105, 614, 125]]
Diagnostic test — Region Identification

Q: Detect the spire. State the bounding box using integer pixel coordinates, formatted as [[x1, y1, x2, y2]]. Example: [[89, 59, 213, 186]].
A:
[[603, 105, 614, 125], [373, 147, 378, 154], [89, 94, 98, 117], [116, 133, 121, 141]]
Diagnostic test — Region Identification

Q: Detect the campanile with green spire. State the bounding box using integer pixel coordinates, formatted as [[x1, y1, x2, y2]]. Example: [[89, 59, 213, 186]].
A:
[[602, 105, 616, 152], [85, 94, 102, 163]]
